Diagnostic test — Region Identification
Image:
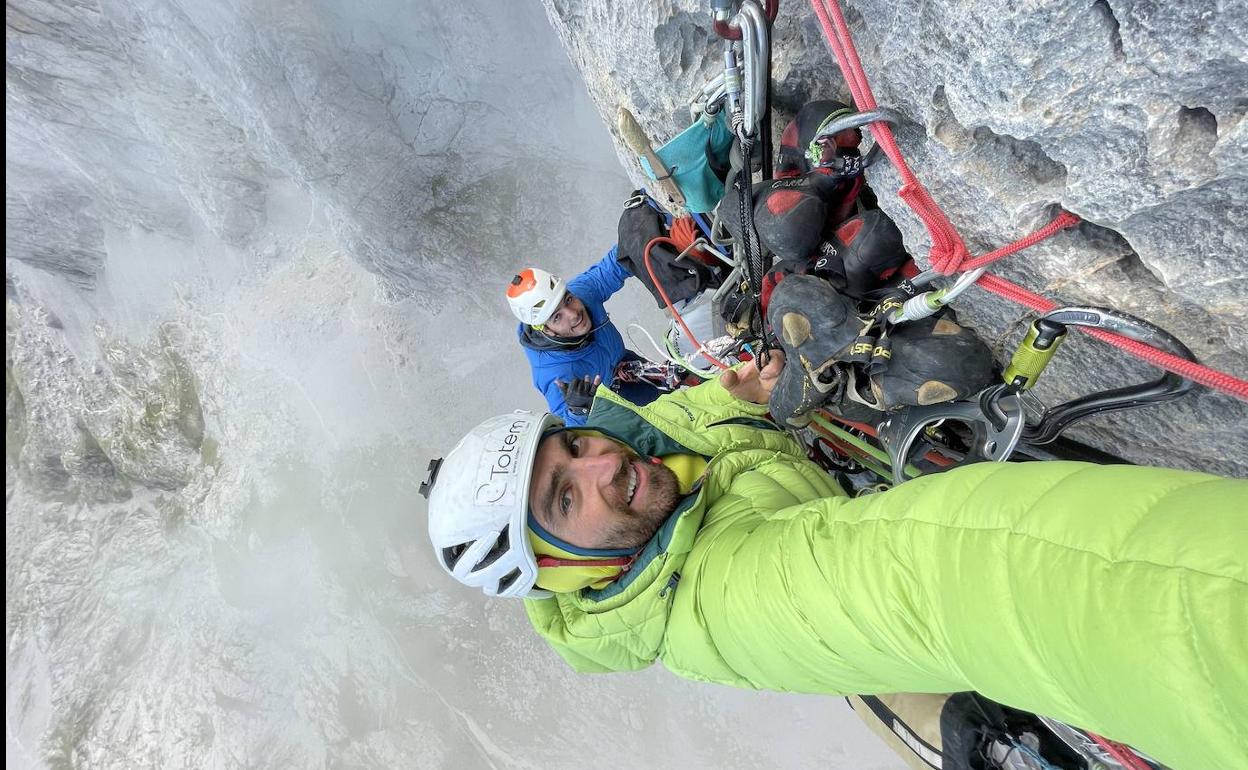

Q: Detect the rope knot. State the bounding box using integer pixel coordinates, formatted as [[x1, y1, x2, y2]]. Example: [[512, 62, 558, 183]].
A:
[[930, 245, 967, 276]]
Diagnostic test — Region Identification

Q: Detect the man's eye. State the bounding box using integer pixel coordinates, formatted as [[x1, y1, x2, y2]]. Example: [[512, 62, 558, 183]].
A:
[[569, 438, 581, 457], [560, 491, 572, 516]]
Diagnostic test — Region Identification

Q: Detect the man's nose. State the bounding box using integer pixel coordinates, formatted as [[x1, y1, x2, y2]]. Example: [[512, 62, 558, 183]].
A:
[[575, 451, 623, 486]]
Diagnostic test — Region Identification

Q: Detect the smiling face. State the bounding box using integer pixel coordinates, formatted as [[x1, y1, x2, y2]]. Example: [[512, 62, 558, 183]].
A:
[[528, 431, 681, 550], [541, 293, 591, 338]]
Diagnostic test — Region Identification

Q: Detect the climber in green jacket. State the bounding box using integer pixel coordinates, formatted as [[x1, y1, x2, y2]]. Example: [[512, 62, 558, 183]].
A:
[[421, 353, 1247, 770]]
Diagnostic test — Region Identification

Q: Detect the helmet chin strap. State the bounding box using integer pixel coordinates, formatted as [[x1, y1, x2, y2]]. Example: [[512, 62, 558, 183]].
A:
[[537, 327, 590, 347], [536, 554, 639, 570], [535, 316, 607, 347]]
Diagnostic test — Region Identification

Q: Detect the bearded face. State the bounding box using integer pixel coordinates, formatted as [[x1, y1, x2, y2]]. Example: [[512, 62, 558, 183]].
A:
[[528, 431, 681, 550]]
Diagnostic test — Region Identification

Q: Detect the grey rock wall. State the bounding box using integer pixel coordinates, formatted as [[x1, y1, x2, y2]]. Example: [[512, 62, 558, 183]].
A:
[[541, 0, 1248, 475], [6, 0, 625, 305]]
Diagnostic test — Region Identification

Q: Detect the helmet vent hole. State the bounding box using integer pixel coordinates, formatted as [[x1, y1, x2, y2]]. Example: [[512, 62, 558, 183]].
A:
[[475, 528, 510, 570], [497, 568, 522, 593], [442, 544, 468, 569]]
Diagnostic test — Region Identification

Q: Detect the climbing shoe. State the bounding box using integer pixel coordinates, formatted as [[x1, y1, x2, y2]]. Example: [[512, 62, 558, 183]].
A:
[[749, 173, 845, 262], [757, 208, 910, 323], [844, 315, 996, 411], [820, 209, 908, 299], [765, 274, 862, 426]]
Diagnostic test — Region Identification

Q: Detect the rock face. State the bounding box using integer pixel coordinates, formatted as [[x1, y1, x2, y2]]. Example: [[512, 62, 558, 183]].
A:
[[5, 0, 636, 498], [540, 0, 1248, 475], [9, 0, 1245, 475], [6, 0, 626, 304]]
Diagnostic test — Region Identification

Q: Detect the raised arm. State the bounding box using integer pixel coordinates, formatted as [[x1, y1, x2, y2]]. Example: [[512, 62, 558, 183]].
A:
[[566, 245, 630, 306], [667, 460, 1247, 770]]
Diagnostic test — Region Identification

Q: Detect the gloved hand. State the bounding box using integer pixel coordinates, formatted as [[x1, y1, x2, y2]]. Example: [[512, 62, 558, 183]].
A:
[[556, 374, 602, 415]]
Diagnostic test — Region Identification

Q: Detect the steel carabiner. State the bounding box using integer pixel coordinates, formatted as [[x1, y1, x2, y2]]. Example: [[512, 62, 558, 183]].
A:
[[1003, 306, 1197, 444]]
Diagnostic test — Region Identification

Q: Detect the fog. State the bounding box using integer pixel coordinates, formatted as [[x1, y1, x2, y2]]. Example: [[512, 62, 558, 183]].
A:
[[6, 1, 900, 767]]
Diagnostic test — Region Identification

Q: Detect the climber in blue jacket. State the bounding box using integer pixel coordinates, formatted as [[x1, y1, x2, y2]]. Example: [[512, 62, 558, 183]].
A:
[[506, 249, 660, 426]]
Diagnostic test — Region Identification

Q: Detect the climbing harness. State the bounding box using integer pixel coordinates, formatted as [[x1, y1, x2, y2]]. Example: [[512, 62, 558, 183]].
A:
[[1037, 718, 1159, 770]]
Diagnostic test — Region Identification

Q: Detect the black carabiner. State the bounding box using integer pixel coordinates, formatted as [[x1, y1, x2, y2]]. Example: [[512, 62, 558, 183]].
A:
[[1021, 307, 1197, 444]]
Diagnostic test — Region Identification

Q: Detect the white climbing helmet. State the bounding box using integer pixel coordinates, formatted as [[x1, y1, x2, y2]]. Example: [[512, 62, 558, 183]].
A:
[[420, 410, 562, 599], [506, 267, 567, 326]]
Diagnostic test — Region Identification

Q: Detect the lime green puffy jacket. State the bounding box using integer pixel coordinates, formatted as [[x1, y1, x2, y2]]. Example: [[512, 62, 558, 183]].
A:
[[524, 383, 1247, 770]]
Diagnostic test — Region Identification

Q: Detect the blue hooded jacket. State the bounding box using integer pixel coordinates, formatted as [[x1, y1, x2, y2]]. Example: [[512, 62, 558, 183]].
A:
[[516, 248, 630, 426]]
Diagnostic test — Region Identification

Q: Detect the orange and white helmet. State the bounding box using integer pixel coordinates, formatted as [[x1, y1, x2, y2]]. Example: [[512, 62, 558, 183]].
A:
[[506, 268, 567, 326]]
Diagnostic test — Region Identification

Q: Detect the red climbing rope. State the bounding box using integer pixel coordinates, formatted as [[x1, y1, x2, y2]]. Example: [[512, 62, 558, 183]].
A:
[[809, 0, 973, 272], [808, 0, 1248, 402], [958, 211, 1083, 272], [978, 273, 1248, 398], [1085, 733, 1155, 770]]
